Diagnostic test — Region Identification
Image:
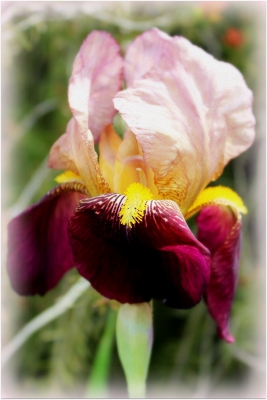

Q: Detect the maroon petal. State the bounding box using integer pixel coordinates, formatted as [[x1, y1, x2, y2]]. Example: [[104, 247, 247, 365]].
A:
[[7, 185, 86, 295], [196, 205, 241, 342], [160, 245, 212, 309], [68, 194, 211, 307]]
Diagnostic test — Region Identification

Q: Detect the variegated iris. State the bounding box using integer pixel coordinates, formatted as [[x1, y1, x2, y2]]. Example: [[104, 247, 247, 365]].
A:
[[7, 28, 255, 343]]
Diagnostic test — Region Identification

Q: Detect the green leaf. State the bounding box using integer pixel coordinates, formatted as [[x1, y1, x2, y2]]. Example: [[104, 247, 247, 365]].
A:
[[86, 308, 117, 397]]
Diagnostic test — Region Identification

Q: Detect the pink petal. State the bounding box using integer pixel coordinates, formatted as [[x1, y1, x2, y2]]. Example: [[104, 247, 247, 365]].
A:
[[7, 187, 85, 295], [48, 119, 79, 174], [48, 118, 110, 196], [48, 31, 123, 193], [124, 28, 172, 87], [114, 31, 255, 213], [196, 205, 242, 343], [68, 30, 123, 141], [68, 194, 211, 307]]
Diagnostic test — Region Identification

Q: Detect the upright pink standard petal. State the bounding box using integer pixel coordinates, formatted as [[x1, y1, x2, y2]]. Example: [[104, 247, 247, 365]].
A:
[[68, 194, 211, 307], [124, 28, 172, 86], [68, 30, 123, 141], [115, 29, 255, 213], [49, 31, 123, 194], [7, 188, 85, 295], [196, 205, 242, 343]]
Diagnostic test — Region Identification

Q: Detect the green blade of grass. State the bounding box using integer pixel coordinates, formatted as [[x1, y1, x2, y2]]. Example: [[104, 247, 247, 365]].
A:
[[85, 308, 117, 398]]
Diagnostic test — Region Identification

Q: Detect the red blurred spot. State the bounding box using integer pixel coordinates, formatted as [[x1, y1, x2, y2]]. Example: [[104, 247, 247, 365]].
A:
[[223, 28, 244, 48]]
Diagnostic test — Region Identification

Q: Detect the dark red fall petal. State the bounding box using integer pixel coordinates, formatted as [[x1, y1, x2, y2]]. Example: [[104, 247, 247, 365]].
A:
[[68, 195, 211, 307], [197, 204, 236, 256], [7, 186, 85, 295], [68, 194, 153, 303], [133, 200, 211, 308], [196, 205, 241, 343], [160, 245, 211, 309]]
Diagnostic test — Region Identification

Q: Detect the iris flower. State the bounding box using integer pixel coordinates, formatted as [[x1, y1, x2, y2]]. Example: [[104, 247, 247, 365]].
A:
[[7, 29, 255, 343]]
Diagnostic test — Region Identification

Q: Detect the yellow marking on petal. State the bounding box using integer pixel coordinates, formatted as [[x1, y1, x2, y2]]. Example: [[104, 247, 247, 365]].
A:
[[185, 185, 248, 220], [55, 170, 83, 184], [119, 183, 153, 228]]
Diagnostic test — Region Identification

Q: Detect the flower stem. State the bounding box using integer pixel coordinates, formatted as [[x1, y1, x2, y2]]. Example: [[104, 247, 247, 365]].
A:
[[85, 308, 117, 398], [127, 381, 146, 398], [116, 303, 153, 399]]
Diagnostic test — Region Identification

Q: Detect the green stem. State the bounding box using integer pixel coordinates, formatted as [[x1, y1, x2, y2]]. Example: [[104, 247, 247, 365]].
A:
[[128, 381, 146, 398], [85, 308, 117, 398], [116, 303, 153, 399]]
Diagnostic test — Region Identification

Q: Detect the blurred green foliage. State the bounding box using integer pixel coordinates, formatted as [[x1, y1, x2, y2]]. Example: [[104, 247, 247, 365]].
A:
[[2, 2, 263, 398]]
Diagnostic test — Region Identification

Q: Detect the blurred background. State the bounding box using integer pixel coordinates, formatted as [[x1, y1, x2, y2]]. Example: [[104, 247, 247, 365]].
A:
[[2, 1, 266, 398]]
